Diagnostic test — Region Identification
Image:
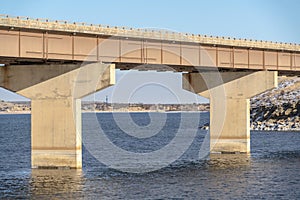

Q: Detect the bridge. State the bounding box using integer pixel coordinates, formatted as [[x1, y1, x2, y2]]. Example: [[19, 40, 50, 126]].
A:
[[0, 15, 299, 169]]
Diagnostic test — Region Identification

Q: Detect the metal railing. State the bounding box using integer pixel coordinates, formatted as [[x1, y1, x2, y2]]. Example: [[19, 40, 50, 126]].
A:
[[0, 14, 299, 52]]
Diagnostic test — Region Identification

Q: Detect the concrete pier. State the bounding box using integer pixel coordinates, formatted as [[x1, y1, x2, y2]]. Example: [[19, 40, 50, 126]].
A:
[[0, 63, 115, 168], [183, 71, 278, 154]]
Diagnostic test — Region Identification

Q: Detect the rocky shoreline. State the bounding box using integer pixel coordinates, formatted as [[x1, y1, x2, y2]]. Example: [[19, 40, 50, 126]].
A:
[[251, 101, 300, 131], [251, 76, 300, 131], [199, 77, 300, 131]]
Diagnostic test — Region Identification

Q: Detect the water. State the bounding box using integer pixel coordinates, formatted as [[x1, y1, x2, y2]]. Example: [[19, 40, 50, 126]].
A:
[[0, 113, 299, 199]]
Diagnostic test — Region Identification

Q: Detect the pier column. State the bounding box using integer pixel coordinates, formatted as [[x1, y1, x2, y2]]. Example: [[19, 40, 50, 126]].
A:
[[183, 71, 277, 154], [30, 98, 82, 168], [0, 63, 115, 168]]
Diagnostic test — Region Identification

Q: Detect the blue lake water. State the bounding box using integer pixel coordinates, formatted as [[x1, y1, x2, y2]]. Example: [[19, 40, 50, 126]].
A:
[[0, 113, 299, 199]]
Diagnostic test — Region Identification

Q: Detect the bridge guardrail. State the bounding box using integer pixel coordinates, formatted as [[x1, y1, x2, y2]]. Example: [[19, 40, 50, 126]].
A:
[[0, 14, 299, 52]]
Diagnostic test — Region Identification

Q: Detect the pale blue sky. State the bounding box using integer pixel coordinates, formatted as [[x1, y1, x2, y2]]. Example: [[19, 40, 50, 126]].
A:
[[0, 0, 299, 103]]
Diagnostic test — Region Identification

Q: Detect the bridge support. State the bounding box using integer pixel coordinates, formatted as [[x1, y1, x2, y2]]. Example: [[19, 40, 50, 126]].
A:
[[183, 71, 277, 154], [0, 63, 115, 168], [30, 98, 82, 168]]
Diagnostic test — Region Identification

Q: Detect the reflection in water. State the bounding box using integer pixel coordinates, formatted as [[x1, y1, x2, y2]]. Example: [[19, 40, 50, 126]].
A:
[[26, 155, 253, 199], [30, 169, 84, 198], [204, 154, 252, 199], [209, 154, 251, 169]]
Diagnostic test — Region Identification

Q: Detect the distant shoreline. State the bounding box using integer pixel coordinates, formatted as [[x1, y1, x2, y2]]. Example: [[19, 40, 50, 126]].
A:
[[0, 110, 208, 115], [0, 111, 30, 115]]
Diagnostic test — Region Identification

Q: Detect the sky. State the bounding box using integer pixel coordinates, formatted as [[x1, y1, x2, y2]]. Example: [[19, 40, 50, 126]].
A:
[[0, 0, 299, 103]]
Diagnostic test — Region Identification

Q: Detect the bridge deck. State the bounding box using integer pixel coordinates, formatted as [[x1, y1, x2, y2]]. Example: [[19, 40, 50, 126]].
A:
[[0, 15, 300, 75]]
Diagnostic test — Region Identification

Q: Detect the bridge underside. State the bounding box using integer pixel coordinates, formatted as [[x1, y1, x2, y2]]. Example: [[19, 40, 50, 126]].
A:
[[0, 58, 299, 77]]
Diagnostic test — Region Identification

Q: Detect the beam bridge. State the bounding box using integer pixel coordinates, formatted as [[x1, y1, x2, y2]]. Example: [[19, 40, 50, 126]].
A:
[[0, 15, 297, 169]]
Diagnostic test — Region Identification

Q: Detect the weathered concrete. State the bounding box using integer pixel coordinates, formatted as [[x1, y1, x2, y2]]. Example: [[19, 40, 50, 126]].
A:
[[0, 63, 115, 168], [183, 71, 278, 154]]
